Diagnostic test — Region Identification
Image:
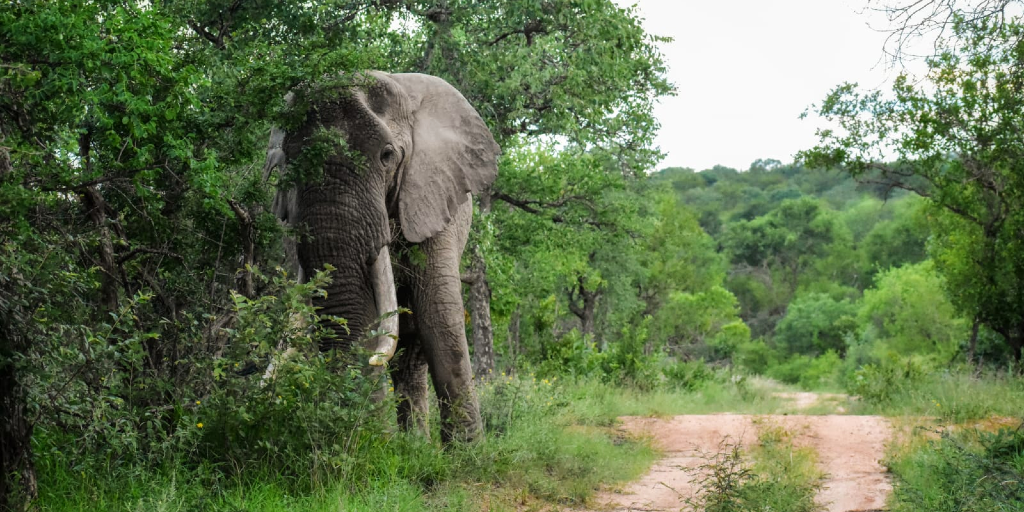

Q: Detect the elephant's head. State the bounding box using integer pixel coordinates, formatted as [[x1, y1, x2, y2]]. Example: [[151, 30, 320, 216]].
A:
[[264, 72, 499, 365]]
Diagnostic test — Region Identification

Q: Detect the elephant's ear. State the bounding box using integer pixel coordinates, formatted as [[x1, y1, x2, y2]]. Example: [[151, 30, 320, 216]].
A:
[[388, 73, 500, 243]]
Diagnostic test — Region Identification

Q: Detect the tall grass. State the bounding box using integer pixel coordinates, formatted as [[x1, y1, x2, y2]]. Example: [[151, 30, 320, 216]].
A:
[[846, 365, 1024, 422], [886, 423, 1024, 511], [35, 373, 671, 511]]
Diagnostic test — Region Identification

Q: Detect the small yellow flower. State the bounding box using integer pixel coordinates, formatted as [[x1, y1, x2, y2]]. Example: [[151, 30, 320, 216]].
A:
[[195, 400, 201, 405], [197, 422, 204, 428]]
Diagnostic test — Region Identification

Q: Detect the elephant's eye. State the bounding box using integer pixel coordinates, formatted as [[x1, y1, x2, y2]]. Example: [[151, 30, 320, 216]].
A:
[[380, 144, 397, 167]]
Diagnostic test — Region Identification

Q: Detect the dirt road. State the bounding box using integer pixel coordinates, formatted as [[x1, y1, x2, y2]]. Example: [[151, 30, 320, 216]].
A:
[[586, 395, 892, 512]]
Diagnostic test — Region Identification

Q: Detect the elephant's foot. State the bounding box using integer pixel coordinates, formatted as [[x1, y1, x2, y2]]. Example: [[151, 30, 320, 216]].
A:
[[438, 391, 483, 444]]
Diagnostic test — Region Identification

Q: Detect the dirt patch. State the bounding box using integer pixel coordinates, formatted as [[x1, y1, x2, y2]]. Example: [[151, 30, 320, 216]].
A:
[[585, 414, 892, 512]]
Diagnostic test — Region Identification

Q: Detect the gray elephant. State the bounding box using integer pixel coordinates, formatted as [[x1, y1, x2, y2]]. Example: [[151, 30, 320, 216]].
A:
[[263, 72, 499, 443]]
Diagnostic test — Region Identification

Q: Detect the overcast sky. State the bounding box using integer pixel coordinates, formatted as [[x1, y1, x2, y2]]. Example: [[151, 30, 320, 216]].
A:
[[617, 0, 911, 171]]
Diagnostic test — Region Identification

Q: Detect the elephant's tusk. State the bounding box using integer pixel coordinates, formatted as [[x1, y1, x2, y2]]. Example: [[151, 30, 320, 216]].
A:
[[369, 244, 399, 366]]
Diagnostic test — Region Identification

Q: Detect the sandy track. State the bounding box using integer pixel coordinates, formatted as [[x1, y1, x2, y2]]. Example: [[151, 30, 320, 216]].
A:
[[587, 413, 892, 512]]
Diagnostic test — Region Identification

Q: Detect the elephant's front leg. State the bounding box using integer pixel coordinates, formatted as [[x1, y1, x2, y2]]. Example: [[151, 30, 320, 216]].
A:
[[411, 204, 483, 443], [392, 286, 431, 437]]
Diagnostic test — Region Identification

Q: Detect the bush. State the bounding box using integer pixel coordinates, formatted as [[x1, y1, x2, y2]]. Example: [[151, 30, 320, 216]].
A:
[[847, 356, 926, 405], [766, 351, 842, 389], [662, 359, 717, 391], [733, 339, 779, 375], [858, 262, 966, 361], [540, 320, 663, 390], [774, 292, 858, 357], [685, 423, 824, 512], [193, 268, 394, 482], [889, 426, 1024, 512]]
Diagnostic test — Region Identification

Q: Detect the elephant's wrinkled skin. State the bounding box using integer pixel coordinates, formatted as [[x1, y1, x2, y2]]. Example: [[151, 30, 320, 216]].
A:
[[264, 72, 499, 443]]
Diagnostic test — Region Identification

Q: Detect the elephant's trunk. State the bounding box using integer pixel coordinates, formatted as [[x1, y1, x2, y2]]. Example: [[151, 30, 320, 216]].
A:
[[295, 172, 393, 360], [368, 244, 398, 366]]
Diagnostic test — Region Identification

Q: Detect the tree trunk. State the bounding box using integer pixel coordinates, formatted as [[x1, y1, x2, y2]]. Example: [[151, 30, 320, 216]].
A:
[[966, 317, 980, 364], [229, 200, 257, 298], [462, 247, 495, 378], [0, 276, 37, 510], [508, 306, 521, 368], [462, 193, 497, 378], [0, 357, 36, 512], [1010, 326, 1023, 366], [567, 274, 599, 339], [81, 187, 119, 312]]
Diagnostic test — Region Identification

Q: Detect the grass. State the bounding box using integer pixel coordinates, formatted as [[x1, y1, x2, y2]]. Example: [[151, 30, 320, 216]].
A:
[[37, 363, 1020, 511], [684, 420, 825, 512], [558, 374, 788, 425], [35, 373, 672, 511], [884, 419, 1024, 512], [845, 367, 1024, 422]]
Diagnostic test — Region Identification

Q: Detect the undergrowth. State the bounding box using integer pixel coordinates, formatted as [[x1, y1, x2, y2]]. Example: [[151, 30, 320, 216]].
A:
[[684, 421, 824, 512], [887, 422, 1024, 512], [32, 365, 797, 511], [844, 363, 1024, 422]]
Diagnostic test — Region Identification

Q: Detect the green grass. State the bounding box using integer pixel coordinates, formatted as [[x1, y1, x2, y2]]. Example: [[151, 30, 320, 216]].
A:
[[684, 420, 825, 512], [845, 367, 1024, 422], [35, 374, 673, 511], [44, 366, 1020, 511], [885, 422, 1024, 511], [558, 374, 788, 425]]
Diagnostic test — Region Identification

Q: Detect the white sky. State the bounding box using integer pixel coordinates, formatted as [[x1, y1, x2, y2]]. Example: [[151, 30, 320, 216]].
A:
[[617, 0, 914, 171]]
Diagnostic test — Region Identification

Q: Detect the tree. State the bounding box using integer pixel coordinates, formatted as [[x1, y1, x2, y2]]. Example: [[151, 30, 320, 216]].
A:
[[858, 261, 967, 361], [722, 197, 851, 335], [801, 16, 1024, 361], [387, 0, 672, 373], [0, 1, 402, 506], [866, 0, 1018, 64], [774, 293, 859, 357]]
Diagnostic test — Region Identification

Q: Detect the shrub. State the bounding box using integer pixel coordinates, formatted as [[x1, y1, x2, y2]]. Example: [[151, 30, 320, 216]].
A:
[[858, 262, 966, 361], [774, 292, 858, 357], [766, 351, 842, 389], [733, 339, 779, 375], [196, 268, 390, 482], [889, 426, 1024, 512], [684, 424, 824, 512], [662, 359, 717, 391], [847, 356, 926, 405]]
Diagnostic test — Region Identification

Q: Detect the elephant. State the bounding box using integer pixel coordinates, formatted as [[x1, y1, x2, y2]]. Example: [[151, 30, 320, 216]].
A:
[[262, 71, 499, 443]]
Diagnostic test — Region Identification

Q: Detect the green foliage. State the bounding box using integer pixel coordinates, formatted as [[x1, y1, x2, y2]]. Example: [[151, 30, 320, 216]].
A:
[[768, 351, 843, 389], [775, 293, 858, 357], [847, 356, 927, 406], [661, 359, 717, 391], [684, 424, 824, 512], [734, 339, 779, 376], [801, 15, 1024, 361], [36, 375, 662, 511], [858, 262, 967, 361], [847, 364, 1024, 423], [199, 269, 394, 481], [653, 286, 748, 359], [888, 426, 1024, 512]]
